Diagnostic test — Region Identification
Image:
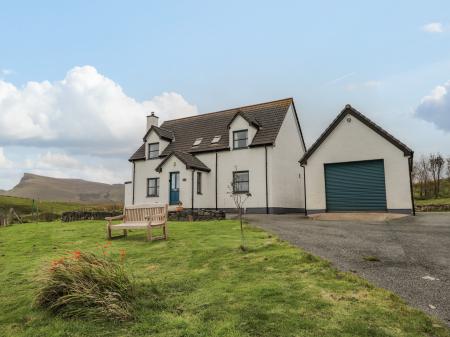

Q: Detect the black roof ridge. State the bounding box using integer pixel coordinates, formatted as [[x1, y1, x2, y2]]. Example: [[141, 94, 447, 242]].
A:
[[162, 97, 293, 124], [300, 104, 413, 165]]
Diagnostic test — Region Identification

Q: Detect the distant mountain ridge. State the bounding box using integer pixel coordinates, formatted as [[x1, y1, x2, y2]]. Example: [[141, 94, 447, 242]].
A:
[[0, 173, 124, 204]]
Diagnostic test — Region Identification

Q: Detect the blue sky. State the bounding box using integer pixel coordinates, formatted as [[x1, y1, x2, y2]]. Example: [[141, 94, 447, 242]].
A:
[[0, 0, 449, 189]]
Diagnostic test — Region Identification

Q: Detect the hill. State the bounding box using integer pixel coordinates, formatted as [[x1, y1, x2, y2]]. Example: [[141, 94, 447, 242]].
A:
[[0, 173, 124, 203]]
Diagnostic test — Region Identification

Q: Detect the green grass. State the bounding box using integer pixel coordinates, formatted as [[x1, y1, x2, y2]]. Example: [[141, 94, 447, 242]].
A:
[[415, 197, 450, 206], [363, 255, 381, 262], [0, 195, 120, 215], [0, 220, 448, 337], [414, 179, 450, 207]]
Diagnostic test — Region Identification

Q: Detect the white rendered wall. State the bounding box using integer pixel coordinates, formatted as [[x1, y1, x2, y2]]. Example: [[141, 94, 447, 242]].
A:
[[124, 182, 133, 206], [304, 113, 412, 212], [129, 108, 306, 212], [133, 155, 196, 208], [270, 105, 306, 209], [228, 115, 258, 148], [145, 131, 170, 159]]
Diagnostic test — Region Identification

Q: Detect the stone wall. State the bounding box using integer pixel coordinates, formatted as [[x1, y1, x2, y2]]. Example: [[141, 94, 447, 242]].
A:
[[415, 204, 450, 212], [61, 211, 123, 222], [168, 209, 226, 221]]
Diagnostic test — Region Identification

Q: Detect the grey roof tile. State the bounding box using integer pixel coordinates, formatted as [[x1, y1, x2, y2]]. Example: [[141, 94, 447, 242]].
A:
[[129, 98, 294, 161]]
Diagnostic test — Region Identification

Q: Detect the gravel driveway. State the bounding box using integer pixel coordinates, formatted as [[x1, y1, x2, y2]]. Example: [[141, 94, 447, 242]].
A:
[[245, 212, 450, 325]]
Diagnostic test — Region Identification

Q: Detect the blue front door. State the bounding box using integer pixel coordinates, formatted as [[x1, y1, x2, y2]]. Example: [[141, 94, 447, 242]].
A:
[[169, 172, 180, 205]]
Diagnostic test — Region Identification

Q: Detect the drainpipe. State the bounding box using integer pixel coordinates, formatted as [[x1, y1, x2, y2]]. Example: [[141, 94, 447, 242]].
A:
[[191, 169, 195, 212], [301, 163, 307, 215], [408, 152, 416, 216], [215, 152, 218, 210], [265, 146, 269, 214], [132, 162, 136, 205]]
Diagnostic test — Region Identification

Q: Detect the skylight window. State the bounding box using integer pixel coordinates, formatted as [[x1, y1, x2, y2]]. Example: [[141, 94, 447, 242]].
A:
[[193, 138, 203, 146], [211, 135, 221, 144]]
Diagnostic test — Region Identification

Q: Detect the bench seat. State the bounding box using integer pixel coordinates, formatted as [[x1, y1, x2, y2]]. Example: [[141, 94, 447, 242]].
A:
[[106, 204, 168, 241]]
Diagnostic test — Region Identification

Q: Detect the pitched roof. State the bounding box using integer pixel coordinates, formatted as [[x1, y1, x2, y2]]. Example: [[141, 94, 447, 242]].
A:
[[227, 110, 261, 129], [299, 104, 413, 165], [155, 151, 210, 172], [142, 125, 174, 142], [129, 143, 145, 161], [129, 98, 296, 161]]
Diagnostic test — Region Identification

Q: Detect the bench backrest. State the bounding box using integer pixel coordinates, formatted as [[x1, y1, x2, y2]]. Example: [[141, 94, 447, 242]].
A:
[[124, 204, 168, 223]]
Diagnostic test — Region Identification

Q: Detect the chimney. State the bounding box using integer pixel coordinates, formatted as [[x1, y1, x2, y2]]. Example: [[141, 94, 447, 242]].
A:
[[146, 112, 159, 130]]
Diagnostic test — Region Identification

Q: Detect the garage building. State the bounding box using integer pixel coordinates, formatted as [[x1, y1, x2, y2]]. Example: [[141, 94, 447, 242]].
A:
[[300, 105, 414, 215]]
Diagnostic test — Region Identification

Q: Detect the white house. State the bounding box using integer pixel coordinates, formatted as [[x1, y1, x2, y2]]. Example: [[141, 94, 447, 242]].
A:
[[125, 98, 307, 213], [125, 99, 414, 215]]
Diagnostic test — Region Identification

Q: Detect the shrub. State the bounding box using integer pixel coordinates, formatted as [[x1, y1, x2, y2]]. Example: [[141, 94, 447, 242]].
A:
[[35, 250, 135, 322]]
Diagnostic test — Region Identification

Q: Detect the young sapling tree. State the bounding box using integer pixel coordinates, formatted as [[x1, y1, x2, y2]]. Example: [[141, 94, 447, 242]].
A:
[[228, 168, 252, 251]]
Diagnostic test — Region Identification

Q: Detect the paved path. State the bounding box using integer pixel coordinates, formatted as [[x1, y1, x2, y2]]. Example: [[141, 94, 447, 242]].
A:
[[245, 213, 450, 325]]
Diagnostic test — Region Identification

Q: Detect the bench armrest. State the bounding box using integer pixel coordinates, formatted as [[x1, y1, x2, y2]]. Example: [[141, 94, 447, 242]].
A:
[[105, 214, 124, 221]]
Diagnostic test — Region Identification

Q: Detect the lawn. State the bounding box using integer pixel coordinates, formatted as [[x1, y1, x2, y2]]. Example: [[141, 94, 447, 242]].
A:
[[0, 220, 448, 337]]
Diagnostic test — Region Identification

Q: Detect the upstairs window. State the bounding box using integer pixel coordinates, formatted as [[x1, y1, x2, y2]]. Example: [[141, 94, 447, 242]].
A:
[[148, 143, 159, 159], [233, 130, 248, 149], [197, 172, 202, 194], [147, 178, 159, 197], [211, 135, 221, 144], [233, 171, 249, 193], [193, 138, 203, 146]]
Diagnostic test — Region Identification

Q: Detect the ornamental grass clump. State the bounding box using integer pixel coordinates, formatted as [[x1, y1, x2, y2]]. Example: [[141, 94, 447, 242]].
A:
[[35, 249, 135, 322]]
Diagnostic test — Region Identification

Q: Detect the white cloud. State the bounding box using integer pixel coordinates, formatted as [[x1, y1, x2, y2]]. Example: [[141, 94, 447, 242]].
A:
[[0, 66, 198, 156], [422, 22, 444, 33], [21, 151, 128, 185], [0, 147, 13, 169], [28, 151, 80, 169], [415, 81, 450, 132], [0, 69, 13, 78]]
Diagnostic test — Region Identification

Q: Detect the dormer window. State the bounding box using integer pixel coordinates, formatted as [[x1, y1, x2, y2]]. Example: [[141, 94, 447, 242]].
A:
[[233, 130, 248, 149], [211, 135, 221, 144], [148, 143, 159, 159], [193, 138, 203, 146]]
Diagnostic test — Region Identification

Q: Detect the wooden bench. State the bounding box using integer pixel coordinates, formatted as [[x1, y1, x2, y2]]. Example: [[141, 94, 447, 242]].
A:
[[106, 204, 168, 241]]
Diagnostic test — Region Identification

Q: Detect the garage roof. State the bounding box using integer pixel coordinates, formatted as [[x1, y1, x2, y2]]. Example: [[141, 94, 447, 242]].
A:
[[299, 104, 413, 165]]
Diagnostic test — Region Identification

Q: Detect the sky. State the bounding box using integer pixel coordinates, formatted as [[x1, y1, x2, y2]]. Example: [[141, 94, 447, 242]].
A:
[[0, 0, 449, 190]]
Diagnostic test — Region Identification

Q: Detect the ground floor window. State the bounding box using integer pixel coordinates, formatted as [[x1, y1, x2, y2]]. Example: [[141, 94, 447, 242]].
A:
[[197, 172, 202, 194], [233, 171, 249, 193], [147, 178, 159, 197]]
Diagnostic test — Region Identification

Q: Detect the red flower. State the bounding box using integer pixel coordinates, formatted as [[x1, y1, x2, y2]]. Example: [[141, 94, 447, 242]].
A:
[[71, 250, 81, 260], [50, 257, 65, 270], [119, 249, 126, 262]]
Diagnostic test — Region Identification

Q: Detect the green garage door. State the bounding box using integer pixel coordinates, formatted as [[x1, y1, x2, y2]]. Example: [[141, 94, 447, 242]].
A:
[[324, 160, 387, 212]]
